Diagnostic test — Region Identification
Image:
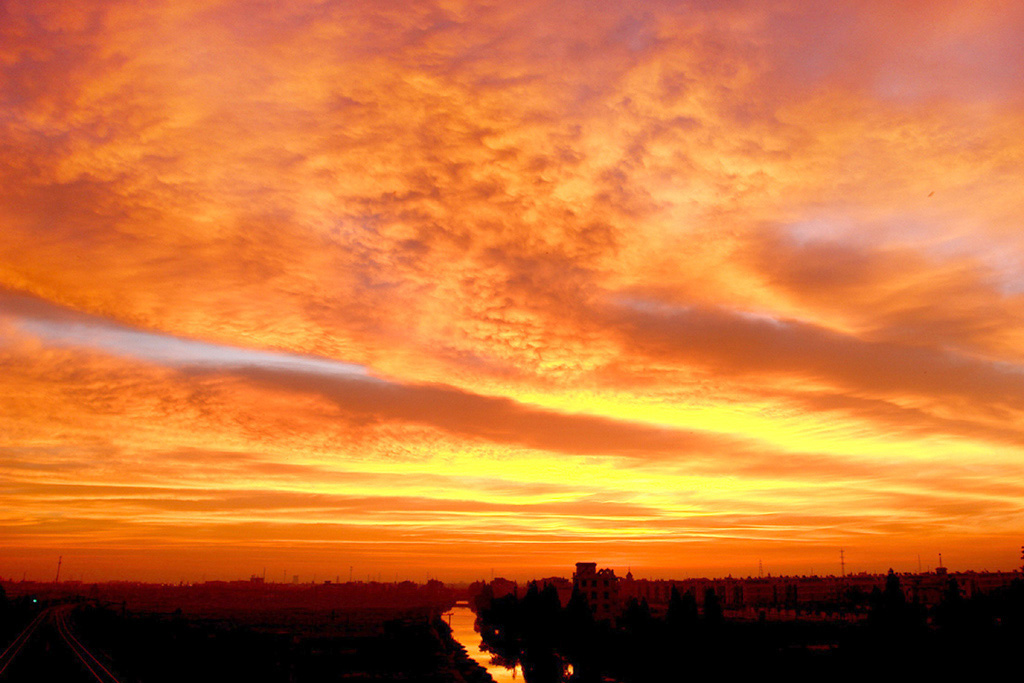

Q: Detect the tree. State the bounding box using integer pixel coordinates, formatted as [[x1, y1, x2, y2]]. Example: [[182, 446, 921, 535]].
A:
[[477, 592, 522, 672], [618, 597, 652, 634], [883, 569, 905, 610], [666, 586, 698, 632], [703, 588, 723, 626], [519, 582, 565, 683], [563, 586, 595, 631], [942, 577, 962, 606], [869, 569, 925, 640], [561, 587, 601, 683], [470, 582, 494, 615], [935, 577, 965, 630]]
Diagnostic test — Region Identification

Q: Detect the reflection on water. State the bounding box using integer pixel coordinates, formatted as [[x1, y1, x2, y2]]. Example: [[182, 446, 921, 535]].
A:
[[446, 603, 523, 683]]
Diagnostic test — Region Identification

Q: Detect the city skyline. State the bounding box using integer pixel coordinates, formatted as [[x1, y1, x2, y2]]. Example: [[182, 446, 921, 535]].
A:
[[3, 1, 1024, 582], [7, 549, 1022, 588]]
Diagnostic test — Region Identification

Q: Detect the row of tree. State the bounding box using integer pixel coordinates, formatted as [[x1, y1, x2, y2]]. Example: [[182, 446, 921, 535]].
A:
[[471, 572, 1024, 682]]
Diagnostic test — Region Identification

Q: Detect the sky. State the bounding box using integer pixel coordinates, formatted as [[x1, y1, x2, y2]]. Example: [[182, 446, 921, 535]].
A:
[[3, 0, 1024, 583]]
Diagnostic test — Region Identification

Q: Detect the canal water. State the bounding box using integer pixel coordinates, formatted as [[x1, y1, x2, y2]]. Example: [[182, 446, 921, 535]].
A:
[[446, 602, 523, 683]]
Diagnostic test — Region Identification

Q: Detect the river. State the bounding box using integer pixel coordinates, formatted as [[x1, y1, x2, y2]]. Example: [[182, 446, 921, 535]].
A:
[[446, 603, 523, 683]]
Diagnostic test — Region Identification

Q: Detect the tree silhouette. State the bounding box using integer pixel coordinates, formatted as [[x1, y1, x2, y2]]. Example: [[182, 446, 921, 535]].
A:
[[518, 582, 565, 683], [477, 592, 522, 672], [666, 586, 698, 633], [703, 588, 723, 626], [618, 597, 652, 634], [470, 581, 494, 616], [867, 568, 926, 646], [561, 587, 601, 683], [883, 569, 905, 610]]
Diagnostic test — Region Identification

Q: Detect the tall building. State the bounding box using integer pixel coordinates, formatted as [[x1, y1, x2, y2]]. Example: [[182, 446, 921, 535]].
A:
[[573, 562, 619, 621]]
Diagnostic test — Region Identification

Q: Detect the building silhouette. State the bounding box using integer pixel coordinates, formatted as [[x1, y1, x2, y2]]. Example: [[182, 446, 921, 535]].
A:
[[568, 562, 1020, 621], [572, 562, 619, 621]]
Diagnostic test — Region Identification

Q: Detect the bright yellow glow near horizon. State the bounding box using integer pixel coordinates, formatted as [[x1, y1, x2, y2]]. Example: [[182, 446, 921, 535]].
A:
[[2, 0, 1024, 583]]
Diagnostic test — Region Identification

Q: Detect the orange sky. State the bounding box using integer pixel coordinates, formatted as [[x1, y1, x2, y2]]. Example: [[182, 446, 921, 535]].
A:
[[3, 0, 1024, 583]]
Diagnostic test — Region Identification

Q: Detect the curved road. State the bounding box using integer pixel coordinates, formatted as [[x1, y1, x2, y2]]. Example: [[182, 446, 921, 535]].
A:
[[0, 605, 123, 683]]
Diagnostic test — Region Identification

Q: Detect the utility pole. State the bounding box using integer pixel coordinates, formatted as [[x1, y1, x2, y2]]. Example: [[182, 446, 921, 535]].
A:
[[54, 555, 62, 583], [840, 549, 845, 578]]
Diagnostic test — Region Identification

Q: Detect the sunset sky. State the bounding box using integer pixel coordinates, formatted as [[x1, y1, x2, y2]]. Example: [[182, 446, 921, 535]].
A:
[[3, 0, 1024, 583]]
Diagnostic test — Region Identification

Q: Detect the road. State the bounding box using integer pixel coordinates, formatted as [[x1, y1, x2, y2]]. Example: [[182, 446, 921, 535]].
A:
[[0, 605, 123, 682]]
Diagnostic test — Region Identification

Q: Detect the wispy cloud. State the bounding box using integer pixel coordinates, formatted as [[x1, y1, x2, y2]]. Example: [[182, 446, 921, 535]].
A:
[[2, 0, 1023, 579]]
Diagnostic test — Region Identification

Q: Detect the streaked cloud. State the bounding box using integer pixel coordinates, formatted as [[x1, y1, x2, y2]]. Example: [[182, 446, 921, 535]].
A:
[[2, 0, 1023, 580]]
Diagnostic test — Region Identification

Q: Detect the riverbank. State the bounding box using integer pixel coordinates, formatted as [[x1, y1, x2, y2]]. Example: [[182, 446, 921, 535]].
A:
[[434, 618, 495, 683]]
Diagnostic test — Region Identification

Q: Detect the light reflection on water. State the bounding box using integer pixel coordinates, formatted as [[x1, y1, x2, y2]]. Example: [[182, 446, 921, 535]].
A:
[[446, 604, 523, 683]]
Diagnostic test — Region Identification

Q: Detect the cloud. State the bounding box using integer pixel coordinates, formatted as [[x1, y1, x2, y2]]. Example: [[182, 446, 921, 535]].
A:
[[3, 0, 1024, 578], [3, 288, 754, 460], [601, 296, 1024, 413]]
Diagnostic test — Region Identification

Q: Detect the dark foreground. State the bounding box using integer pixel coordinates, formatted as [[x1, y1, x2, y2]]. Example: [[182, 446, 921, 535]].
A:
[[471, 574, 1024, 681], [5, 573, 1024, 682], [0, 581, 490, 683]]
